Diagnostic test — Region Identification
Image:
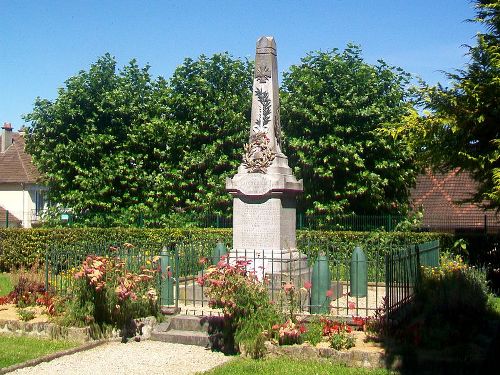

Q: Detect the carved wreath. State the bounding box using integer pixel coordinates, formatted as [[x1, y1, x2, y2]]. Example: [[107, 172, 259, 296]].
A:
[[243, 132, 276, 173]]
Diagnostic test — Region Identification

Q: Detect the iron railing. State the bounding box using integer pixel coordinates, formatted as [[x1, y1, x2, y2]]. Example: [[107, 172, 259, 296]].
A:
[[45, 238, 439, 319], [385, 240, 440, 320]]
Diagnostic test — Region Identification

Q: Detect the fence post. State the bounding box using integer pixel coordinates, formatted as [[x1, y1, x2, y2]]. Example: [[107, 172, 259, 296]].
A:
[[160, 246, 174, 306], [298, 213, 303, 229], [415, 244, 421, 286], [212, 242, 227, 265], [137, 212, 144, 228], [5, 210, 8, 228], [387, 214, 392, 231], [350, 246, 367, 297], [311, 253, 331, 314], [385, 250, 390, 323]]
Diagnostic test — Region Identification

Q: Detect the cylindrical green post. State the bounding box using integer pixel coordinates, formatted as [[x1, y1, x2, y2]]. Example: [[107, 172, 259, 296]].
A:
[[160, 246, 174, 305], [311, 254, 331, 314], [212, 242, 227, 265], [350, 246, 367, 297]]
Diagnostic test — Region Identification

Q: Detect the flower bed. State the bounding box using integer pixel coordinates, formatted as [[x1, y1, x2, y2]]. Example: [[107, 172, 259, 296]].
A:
[[0, 244, 163, 342]]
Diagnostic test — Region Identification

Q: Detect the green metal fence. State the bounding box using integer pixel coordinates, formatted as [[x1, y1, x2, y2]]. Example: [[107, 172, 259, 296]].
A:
[[385, 240, 440, 320], [45, 238, 439, 318]]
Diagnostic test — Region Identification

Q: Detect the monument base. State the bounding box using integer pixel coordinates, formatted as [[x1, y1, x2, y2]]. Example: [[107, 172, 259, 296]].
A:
[[228, 247, 308, 282]]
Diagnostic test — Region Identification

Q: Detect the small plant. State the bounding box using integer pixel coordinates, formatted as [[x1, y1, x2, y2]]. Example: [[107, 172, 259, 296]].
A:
[[17, 308, 36, 322], [321, 318, 356, 350], [300, 319, 323, 346], [271, 319, 306, 345], [329, 328, 355, 350]]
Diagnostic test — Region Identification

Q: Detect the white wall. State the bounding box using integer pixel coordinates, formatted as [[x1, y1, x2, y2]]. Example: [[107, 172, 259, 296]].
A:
[[0, 183, 46, 228]]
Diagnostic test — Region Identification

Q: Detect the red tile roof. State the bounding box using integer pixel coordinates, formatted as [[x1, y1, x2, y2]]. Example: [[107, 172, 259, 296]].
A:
[[410, 168, 500, 231], [0, 205, 21, 227], [0, 132, 42, 184]]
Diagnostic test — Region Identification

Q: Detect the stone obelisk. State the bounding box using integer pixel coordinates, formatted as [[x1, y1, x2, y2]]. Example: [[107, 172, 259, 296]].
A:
[[226, 36, 303, 273]]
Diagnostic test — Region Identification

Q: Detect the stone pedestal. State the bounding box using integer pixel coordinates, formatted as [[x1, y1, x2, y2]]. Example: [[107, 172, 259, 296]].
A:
[[226, 37, 303, 276]]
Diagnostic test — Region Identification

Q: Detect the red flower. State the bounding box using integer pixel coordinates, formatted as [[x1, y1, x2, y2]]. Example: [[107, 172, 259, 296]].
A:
[[352, 316, 365, 327], [326, 289, 334, 297], [303, 281, 312, 290]]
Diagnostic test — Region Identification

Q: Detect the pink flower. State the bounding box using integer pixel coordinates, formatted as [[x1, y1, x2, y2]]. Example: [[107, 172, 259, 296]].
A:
[[196, 276, 205, 286], [348, 302, 356, 310], [283, 283, 295, 294], [303, 281, 312, 290], [326, 289, 334, 298]]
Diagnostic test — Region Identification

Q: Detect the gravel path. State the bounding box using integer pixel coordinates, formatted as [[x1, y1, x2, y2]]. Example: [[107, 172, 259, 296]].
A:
[[9, 341, 233, 375]]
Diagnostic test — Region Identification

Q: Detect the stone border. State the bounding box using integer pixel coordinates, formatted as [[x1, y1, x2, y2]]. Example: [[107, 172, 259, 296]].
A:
[[0, 320, 91, 343], [0, 338, 113, 374], [0, 316, 157, 343], [255, 342, 390, 369]]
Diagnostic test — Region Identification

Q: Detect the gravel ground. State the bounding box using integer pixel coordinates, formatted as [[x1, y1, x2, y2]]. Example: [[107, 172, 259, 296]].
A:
[[9, 341, 234, 375]]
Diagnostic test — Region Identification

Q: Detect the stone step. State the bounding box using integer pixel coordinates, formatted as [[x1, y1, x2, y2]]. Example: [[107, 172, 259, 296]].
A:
[[150, 329, 210, 347], [168, 315, 209, 332]]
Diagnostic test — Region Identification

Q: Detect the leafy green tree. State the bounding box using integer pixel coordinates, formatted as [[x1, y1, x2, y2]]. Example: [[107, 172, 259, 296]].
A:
[[25, 53, 252, 225], [281, 45, 418, 216], [415, 1, 500, 209], [25, 54, 170, 225], [155, 53, 253, 217]]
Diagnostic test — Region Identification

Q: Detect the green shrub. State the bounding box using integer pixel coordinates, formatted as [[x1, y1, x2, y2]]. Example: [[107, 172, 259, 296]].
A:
[[402, 253, 491, 348], [56, 254, 159, 339], [0, 228, 231, 271], [300, 319, 323, 346], [197, 258, 283, 357], [17, 308, 36, 321], [0, 227, 450, 272]]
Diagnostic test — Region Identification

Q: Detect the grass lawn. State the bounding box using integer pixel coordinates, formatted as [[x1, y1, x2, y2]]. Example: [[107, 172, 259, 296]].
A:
[[489, 295, 500, 315], [202, 357, 395, 375], [0, 273, 12, 296], [0, 335, 79, 369]]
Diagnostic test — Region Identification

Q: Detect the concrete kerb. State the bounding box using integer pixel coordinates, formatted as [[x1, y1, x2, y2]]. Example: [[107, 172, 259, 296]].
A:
[[0, 338, 113, 374], [0, 316, 159, 373]]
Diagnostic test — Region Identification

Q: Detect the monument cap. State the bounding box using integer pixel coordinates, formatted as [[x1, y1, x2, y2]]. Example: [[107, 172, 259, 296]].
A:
[[256, 36, 276, 55]]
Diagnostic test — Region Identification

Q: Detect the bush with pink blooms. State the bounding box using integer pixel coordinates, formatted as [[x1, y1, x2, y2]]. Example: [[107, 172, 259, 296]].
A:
[[197, 258, 359, 357], [197, 257, 283, 356], [57, 253, 160, 339]]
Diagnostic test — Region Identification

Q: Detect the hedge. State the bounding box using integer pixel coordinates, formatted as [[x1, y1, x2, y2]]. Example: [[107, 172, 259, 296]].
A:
[[0, 228, 452, 271]]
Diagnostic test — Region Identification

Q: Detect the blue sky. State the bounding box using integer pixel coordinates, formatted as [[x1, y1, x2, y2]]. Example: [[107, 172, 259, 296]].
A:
[[0, 1, 483, 130]]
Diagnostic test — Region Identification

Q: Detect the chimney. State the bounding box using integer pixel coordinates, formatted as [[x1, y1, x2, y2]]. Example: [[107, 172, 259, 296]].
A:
[[1, 122, 13, 152]]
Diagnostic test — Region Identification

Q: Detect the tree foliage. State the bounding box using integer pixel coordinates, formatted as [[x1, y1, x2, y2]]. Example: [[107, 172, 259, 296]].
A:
[[25, 54, 169, 225], [157, 54, 252, 217], [392, 1, 500, 209], [26, 46, 420, 224], [281, 45, 417, 215], [25, 53, 252, 225]]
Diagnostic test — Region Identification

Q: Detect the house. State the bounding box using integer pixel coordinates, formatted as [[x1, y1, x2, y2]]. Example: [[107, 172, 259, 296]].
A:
[[410, 168, 500, 234], [0, 122, 47, 228]]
